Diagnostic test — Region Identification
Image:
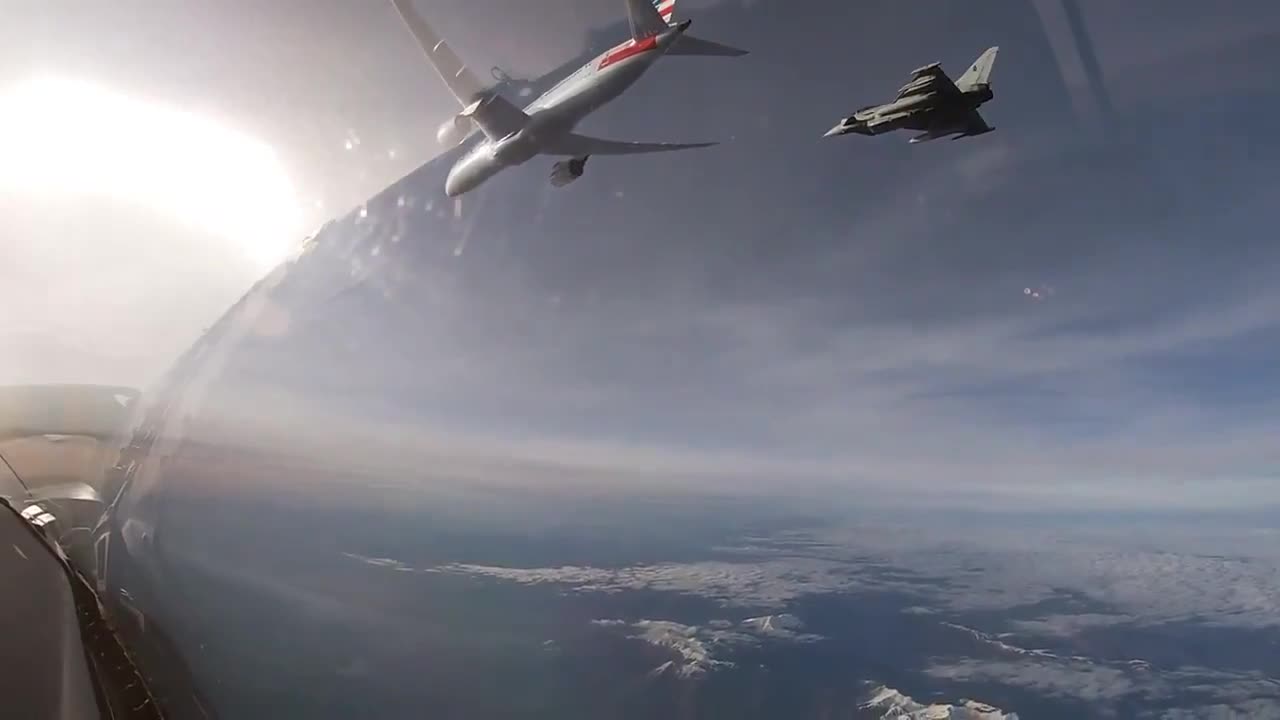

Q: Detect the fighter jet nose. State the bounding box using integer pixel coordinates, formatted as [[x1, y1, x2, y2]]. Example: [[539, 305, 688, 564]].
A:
[[824, 123, 847, 138]]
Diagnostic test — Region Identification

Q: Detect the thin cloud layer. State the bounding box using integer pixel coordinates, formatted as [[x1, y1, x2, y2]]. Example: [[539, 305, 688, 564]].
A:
[[432, 559, 871, 609], [429, 518, 1280, 630], [925, 659, 1280, 716]]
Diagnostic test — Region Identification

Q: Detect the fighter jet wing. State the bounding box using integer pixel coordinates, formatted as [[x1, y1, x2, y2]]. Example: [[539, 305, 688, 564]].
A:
[[959, 108, 993, 135], [390, 0, 529, 140], [900, 111, 937, 131], [540, 133, 718, 156], [896, 64, 962, 99], [901, 108, 994, 141]]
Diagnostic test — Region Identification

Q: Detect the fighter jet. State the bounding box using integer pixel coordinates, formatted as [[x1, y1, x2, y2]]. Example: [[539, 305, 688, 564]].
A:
[[390, 0, 747, 197], [825, 47, 1000, 144]]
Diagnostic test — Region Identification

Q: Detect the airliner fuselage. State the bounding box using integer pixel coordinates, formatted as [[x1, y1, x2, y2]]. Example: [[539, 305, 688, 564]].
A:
[[445, 22, 691, 196]]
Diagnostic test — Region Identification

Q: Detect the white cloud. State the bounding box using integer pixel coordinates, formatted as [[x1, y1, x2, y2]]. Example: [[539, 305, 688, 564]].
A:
[[1159, 700, 1280, 720], [942, 622, 1070, 661], [931, 661, 1141, 696], [432, 558, 872, 609], [862, 684, 1018, 720], [343, 552, 412, 572], [926, 659, 1142, 702], [588, 614, 823, 678], [799, 522, 1280, 628], [345, 524, 1280, 713], [901, 606, 937, 616], [1010, 613, 1138, 639], [623, 620, 752, 677], [1161, 668, 1280, 706], [740, 614, 823, 642], [924, 659, 1280, 715], [425, 517, 1280, 633]]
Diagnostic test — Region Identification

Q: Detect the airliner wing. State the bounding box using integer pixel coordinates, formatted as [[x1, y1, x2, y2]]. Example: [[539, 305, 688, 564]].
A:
[[390, 0, 529, 140], [541, 133, 717, 156]]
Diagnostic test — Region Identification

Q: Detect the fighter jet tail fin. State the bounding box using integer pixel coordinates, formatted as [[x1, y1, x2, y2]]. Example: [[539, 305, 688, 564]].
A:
[[956, 46, 999, 92]]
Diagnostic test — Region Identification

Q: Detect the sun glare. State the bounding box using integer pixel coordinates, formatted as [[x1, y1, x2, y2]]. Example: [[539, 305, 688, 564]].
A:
[[0, 76, 302, 270]]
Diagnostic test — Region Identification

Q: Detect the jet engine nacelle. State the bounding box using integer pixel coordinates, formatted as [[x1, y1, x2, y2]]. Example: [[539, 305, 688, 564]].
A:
[[965, 84, 994, 104], [436, 115, 472, 147], [549, 155, 589, 187]]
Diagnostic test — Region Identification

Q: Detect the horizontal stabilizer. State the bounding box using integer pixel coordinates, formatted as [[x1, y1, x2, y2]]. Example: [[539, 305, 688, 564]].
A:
[[668, 34, 749, 57], [541, 132, 717, 156]]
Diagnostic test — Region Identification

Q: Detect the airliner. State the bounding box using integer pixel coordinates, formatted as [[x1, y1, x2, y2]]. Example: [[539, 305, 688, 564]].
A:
[[390, 0, 747, 196]]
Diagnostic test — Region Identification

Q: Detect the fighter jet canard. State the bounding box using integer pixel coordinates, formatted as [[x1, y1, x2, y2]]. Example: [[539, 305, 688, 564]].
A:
[[826, 47, 1000, 144], [390, 0, 748, 197]]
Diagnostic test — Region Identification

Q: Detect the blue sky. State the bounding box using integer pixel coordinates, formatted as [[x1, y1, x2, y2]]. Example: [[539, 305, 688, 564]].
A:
[[212, 0, 1280, 512], [6, 0, 1280, 511]]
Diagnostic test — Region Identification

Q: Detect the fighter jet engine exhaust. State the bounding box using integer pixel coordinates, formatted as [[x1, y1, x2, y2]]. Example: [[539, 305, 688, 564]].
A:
[[437, 115, 472, 147], [550, 155, 590, 187]]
